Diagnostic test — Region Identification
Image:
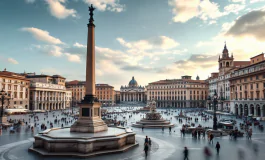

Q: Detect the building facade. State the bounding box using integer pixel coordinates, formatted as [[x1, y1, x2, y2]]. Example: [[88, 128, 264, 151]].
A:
[[120, 76, 145, 102], [26, 73, 70, 111], [66, 81, 115, 106], [0, 69, 30, 109], [147, 76, 208, 108], [114, 90, 120, 104], [95, 84, 115, 106], [230, 53, 265, 117], [208, 44, 250, 112]]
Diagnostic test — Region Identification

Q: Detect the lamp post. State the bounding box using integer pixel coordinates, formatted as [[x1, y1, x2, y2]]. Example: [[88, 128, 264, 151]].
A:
[[213, 90, 218, 130], [207, 95, 211, 110], [0, 89, 11, 124]]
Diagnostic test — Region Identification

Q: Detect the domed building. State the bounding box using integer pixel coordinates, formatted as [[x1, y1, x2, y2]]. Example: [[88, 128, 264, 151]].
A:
[[120, 76, 145, 102]]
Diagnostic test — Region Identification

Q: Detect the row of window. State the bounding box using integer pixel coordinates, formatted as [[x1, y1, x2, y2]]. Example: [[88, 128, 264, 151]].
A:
[[150, 90, 207, 95]]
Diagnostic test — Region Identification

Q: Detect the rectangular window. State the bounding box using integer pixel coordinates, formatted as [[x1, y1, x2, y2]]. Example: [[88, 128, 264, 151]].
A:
[[256, 83, 259, 88], [256, 75, 259, 80]]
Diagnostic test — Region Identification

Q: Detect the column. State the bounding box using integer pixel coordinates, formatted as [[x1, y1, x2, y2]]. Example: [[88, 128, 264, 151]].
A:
[[138, 94, 139, 101], [63, 93, 66, 109], [33, 91, 37, 110], [254, 106, 257, 116], [141, 93, 143, 102], [261, 108, 264, 117], [248, 106, 251, 116]]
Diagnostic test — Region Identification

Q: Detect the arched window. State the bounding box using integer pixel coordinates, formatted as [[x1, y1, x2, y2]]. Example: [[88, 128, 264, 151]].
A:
[[220, 63, 222, 68], [226, 62, 229, 67]]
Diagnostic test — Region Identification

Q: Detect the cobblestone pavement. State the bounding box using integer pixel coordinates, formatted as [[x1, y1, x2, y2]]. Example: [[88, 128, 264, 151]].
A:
[[1, 107, 265, 160]]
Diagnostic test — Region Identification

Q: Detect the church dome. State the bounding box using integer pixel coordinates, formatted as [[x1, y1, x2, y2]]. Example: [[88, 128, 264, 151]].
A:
[[129, 76, 138, 87]]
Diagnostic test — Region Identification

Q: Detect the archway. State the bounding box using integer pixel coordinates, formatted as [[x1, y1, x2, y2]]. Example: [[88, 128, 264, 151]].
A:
[[39, 103, 41, 110], [244, 104, 248, 116], [239, 104, 243, 116], [235, 104, 238, 115], [256, 104, 261, 117], [250, 104, 254, 115], [25, 105, 28, 109]]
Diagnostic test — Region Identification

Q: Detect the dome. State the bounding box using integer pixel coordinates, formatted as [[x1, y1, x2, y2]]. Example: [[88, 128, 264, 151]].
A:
[[129, 76, 138, 87]]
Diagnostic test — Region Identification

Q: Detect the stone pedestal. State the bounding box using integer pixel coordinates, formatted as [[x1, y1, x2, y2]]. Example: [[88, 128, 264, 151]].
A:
[[71, 101, 108, 133]]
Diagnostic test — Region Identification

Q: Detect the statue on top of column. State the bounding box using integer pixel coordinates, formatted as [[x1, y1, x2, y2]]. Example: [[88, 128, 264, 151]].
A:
[[88, 4, 96, 24]]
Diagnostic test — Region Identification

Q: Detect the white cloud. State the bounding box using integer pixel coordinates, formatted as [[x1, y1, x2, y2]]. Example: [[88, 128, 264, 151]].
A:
[[7, 58, 19, 64], [229, 0, 245, 3], [250, 0, 265, 3], [168, 0, 224, 23], [45, 0, 77, 19], [117, 36, 179, 51], [21, 27, 64, 44], [65, 53, 81, 62], [83, 0, 125, 12], [73, 42, 86, 48], [209, 20, 217, 25], [224, 4, 245, 14], [25, 0, 35, 3]]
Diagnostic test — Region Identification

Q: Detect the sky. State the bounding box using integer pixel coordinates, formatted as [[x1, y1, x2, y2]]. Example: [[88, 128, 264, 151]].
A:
[[1, 0, 265, 90]]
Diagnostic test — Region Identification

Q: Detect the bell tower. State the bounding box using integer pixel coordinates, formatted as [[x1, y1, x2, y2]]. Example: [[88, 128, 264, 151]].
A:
[[218, 42, 234, 75]]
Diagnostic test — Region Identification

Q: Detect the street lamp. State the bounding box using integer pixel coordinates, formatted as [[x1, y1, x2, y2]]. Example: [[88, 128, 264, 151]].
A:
[[213, 90, 218, 130], [0, 89, 11, 124]]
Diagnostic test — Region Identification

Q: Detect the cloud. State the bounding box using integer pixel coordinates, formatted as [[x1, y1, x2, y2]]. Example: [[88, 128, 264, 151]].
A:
[[21, 27, 64, 44], [229, 0, 245, 3], [117, 36, 179, 51], [65, 53, 81, 62], [25, 0, 35, 3], [168, 0, 224, 23], [209, 20, 217, 25], [83, 0, 125, 12], [225, 9, 265, 41], [45, 0, 77, 19], [7, 58, 19, 64], [224, 4, 245, 14], [250, 0, 265, 3], [73, 42, 86, 48]]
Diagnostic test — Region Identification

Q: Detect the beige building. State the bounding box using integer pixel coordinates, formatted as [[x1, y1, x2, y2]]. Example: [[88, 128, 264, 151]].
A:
[[24, 73, 71, 111], [147, 75, 208, 108], [0, 69, 30, 109], [95, 84, 115, 106], [66, 81, 115, 106], [230, 53, 265, 117]]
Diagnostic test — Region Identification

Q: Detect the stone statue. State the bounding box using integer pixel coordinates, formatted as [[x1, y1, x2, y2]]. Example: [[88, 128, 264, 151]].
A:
[[149, 99, 157, 113], [88, 4, 96, 24]]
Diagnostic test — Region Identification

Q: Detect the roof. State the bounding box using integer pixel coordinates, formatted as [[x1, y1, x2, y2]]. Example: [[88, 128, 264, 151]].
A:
[[250, 53, 264, 59], [0, 71, 30, 81], [66, 80, 85, 85], [149, 79, 207, 85], [52, 75, 66, 79], [233, 61, 250, 67], [96, 84, 114, 88]]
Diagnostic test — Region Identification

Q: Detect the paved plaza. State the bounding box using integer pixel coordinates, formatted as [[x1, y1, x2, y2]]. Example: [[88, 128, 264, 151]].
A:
[[1, 107, 265, 160]]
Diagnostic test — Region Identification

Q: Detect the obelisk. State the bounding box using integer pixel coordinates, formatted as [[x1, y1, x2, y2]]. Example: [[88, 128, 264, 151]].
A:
[[70, 4, 108, 133]]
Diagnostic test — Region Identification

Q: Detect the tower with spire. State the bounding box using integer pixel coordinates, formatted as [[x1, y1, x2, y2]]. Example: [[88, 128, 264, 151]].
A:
[[218, 42, 234, 75]]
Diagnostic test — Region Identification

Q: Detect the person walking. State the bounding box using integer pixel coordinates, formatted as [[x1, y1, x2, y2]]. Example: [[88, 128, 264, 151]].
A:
[[183, 147, 189, 160], [169, 126, 172, 133], [215, 141, 220, 155], [148, 138, 152, 146], [144, 142, 149, 157], [210, 133, 214, 144], [204, 146, 212, 160]]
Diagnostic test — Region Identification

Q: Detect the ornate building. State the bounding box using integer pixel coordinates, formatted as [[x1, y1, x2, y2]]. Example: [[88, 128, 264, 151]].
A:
[[0, 69, 30, 109], [25, 73, 71, 111], [120, 76, 145, 102], [230, 53, 265, 118], [147, 76, 208, 108], [208, 44, 250, 111]]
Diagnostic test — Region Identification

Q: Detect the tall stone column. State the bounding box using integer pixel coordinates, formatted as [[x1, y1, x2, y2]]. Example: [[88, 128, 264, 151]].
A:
[[254, 106, 257, 116], [71, 5, 107, 133]]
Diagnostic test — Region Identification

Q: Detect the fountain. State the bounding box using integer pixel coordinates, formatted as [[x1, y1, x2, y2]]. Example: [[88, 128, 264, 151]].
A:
[[132, 100, 174, 128]]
